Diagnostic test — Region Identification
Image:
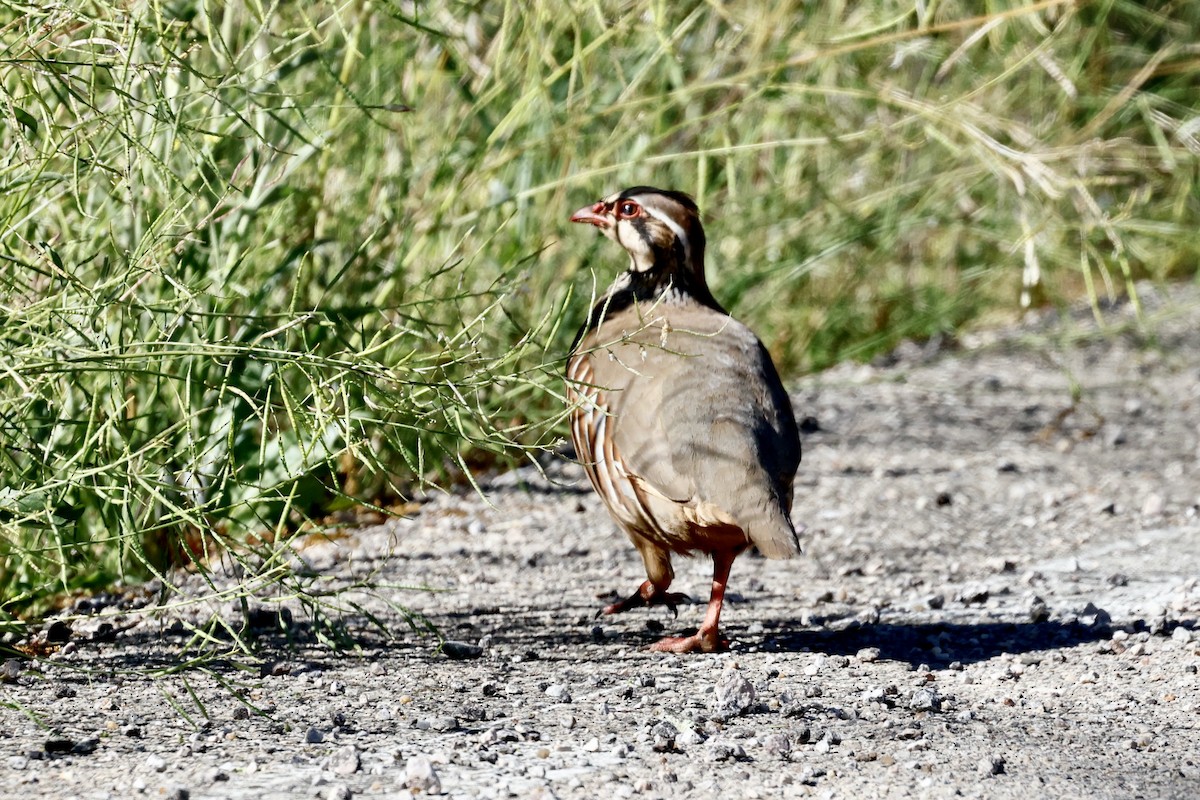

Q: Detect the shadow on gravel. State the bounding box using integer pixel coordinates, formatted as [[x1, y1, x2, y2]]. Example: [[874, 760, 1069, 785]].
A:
[[757, 619, 1116, 668]]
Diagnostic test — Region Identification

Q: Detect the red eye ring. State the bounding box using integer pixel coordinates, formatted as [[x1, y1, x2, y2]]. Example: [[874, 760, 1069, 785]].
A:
[[617, 201, 639, 217]]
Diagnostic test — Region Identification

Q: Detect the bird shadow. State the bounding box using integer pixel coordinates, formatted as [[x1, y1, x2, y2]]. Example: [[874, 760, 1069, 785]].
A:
[[748, 616, 1123, 668]]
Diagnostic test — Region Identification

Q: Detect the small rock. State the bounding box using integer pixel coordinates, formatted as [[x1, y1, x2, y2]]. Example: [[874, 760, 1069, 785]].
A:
[[762, 732, 791, 758], [1080, 602, 1112, 627], [441, 640, 484, 660], [650, 721, 678, 752], [1028, 596, 1050, 624], [405, 755, 442, 795], [1141, 494, 1165, 517], [67, 738, 96, 758], [675, 728, 706, 748], [704, 741, 745, 762], [232, 706, 250, 721], [545, 684, 572, 703], [0, 659, 21, 683], [1171, 626, 1194, 644], [925, 594, 945, 610], [305, 727, 326, 744], [432, 716, 459, 732], [856, 647, 881, 663], [909, 688, 941, 712], [46, 620, 72, 643], [146, 754, 167, 772], [330, 746, 360, 776], [713, 667, 756, 717], [979, 755, 1005, 776], [326, 784, 353, 800], [956, 585, 989, 605]]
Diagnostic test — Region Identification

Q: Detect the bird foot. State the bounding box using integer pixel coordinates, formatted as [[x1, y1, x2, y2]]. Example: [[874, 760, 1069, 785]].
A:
[[649, 629, 728, 654], [601, 584, 690, 617]]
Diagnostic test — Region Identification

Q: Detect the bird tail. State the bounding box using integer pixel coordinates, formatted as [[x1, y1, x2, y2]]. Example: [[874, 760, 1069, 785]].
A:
[[748, 512, 803, 559]]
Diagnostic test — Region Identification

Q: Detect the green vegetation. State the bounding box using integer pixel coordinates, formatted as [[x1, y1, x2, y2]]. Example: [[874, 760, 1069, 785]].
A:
[[2, 1, 1197, 626]]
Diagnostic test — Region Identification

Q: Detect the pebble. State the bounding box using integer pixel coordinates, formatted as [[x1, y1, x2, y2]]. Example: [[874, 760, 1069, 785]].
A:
[[1171, 626, 1193, 644], [330, 745, 360, 776], [1080, 602, 1112, 627], [978, 755, 1005, 776], [441, 640, 484, 660], [713, 667, 756, 717], [650, 721, 678, 752], [417, 716, 459, 732], [306, 727, 326, 744], [761, 732, 790, 758], [0, 659, 21, 683], [1028, 596, 1050, 624], [705, 741, 745, 762], [203, 767, 229, 783], [326, 784, 353, 800], [856, 647, 881, 663], [956, 585, 989, 605], [405, 755, 442, 795], [908, 688, 941, 713], [544, 684, 571, 703], [146, 753, 168, 772]]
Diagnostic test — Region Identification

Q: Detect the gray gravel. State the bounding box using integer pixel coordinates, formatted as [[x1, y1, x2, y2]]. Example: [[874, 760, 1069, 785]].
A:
[[3, 286, 1200, 799]]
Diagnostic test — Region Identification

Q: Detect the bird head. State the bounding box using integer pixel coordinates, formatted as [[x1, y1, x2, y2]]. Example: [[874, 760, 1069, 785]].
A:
[[570, 186, 707, 284]]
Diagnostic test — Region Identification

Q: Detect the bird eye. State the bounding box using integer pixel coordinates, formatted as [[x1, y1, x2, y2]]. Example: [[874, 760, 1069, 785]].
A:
[[618, 201, 639, 217]]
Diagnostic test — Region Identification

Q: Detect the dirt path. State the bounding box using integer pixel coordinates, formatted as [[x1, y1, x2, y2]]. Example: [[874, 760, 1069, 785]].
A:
[[3, 287, 1199, 800]]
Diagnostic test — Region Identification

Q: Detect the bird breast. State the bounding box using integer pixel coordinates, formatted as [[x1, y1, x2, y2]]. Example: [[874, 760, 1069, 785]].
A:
[[566, 309, 761, 554]]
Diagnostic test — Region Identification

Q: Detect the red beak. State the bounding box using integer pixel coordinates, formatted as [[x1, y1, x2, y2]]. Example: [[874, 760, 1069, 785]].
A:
[[570, 201, 609, 228]]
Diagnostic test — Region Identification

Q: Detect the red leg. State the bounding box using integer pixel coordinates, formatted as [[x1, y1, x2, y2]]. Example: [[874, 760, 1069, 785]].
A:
[[602, 579, 690, 616], [650, 550, 736, 654]]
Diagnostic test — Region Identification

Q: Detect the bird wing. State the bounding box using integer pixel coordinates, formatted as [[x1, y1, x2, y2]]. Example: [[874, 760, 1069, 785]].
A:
[[585, 304, 801, 558]]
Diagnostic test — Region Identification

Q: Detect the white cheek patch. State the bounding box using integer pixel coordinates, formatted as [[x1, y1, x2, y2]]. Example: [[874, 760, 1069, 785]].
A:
[[642, 204, 692, 266], [617, 222, 654, 271]]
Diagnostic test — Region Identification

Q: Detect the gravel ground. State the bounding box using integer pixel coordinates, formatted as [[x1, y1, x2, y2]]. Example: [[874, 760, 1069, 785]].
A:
[[3, 286, 1200, 800]]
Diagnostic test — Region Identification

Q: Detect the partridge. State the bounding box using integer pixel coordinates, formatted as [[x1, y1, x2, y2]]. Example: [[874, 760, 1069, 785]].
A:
[[567, 186, 801, 653]]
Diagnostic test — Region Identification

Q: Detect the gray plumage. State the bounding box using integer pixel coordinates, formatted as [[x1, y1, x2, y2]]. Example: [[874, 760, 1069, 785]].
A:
[[566, 186, 801, 653]]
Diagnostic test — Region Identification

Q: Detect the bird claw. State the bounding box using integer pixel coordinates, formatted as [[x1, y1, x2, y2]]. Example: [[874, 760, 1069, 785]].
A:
[[601, 587, 691, 617]]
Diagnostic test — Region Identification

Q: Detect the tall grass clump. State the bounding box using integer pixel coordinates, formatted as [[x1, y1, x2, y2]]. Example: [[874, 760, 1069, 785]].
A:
[[2, 1, 1197, 629]]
